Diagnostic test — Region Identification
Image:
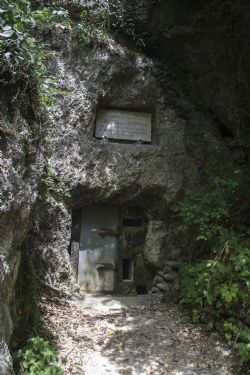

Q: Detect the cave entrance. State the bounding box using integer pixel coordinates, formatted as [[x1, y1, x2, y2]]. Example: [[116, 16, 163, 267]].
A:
[[78, 206, 119, 292], [70, 205, 150, 293]]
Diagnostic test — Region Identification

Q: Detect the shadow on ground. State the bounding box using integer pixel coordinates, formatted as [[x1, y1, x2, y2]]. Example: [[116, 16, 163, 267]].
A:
[[67, 295, 236, 375]]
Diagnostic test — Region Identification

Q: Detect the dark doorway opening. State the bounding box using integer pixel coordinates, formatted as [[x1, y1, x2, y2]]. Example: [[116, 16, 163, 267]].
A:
[[122, 259, 133, 280]]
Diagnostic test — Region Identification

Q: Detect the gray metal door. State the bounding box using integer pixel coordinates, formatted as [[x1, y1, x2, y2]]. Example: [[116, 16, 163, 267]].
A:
[[78, 206, 118, 292]]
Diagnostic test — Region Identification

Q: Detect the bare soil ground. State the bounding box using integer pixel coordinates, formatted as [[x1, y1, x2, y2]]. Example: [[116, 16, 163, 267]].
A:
[[39, 291, 237, 375]]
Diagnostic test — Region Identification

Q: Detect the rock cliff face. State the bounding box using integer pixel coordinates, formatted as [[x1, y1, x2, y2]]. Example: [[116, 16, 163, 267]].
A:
[[129, 0, 250, 153], [27, 31, 223, 286], [27, 197, 72, 286], [0, 112, 44, 373], [1, 1, 243, 372]]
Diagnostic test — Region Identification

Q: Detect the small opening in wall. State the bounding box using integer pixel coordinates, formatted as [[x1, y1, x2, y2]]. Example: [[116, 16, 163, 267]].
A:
[[122, 259, 133, 281], [123, 218, 144, 227], [208, 109, 234, 139]]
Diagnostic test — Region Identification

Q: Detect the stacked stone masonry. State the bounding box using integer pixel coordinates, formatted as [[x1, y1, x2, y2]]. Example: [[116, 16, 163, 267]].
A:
[[150, 261, 181, 297]]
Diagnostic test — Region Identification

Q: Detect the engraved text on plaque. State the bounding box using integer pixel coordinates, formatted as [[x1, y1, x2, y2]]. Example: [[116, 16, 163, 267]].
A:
[[95, 109, 152, 142]]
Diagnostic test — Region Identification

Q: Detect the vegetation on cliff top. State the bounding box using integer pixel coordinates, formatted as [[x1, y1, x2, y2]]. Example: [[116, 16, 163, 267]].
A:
[[0, 0, 109, 109], [0, 0, 146, 111]]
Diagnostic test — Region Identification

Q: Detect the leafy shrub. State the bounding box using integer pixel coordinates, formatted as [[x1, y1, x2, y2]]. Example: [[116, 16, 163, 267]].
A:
[[0, 0, 72, 109], [0, 0, 147, 111], [32, 6, 71, 32], [173, 171, 249, 258], [170, 165, 250, 367], [0, 1, 109, 108], [13, 336, 62, 375], [73, 4, 109, 43], [0, 1, 46, 82]]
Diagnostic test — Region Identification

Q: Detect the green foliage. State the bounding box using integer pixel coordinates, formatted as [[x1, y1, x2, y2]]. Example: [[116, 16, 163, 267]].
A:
[[173, 168, 249, 259], [41, 166, 71, 201], [13, 336, 62, 375], [32, 6, 71, 32], [0, 1, 109, 108], [0, 1, 45, 83], [0, 0, 150, 111], [170, 164, 250, 367], [11, 251, 63, 374], [73, 5, 108, 43], [0, 0, 71, 108]]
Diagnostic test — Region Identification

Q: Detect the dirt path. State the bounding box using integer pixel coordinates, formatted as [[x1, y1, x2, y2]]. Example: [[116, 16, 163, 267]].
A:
[[40, 293, 236, 375]]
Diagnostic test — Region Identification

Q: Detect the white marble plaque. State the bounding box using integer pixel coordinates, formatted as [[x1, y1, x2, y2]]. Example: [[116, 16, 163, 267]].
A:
[[95, 109, 152, 142]]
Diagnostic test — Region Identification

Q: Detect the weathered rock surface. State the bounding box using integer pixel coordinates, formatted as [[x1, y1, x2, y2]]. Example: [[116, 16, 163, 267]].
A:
[[163, 265, 172, 273], [151, 260, 182, 296], [128, 0, 250, 152], [154, 275, 164, 284], [0, 2, 248, 373], [27, 197, 73, 286], [0, 340, 12, 375], [144, 221, 169, 268], [163, 272, 179, 282], [156, 282, 171, 292], [164, 261, 181, 271], [151, 287, 162, 295], [25, 27, 226, 285], [0, 112, 44, 373]]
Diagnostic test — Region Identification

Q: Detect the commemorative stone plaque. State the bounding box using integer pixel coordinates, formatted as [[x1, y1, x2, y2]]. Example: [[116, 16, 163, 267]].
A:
[[95, 109, 152, 142]]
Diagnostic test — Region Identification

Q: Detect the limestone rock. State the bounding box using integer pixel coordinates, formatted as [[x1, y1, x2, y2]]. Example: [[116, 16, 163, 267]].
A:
[[0, 340, 13, 375], [144, 222, 168, 268], [151, 286, 161, 294], [27, 197, 72, 287], [154, 275, 164, 284], [28, 29, 223, 288], [164, 261, 182, 271], [0, 112, 44, 373], [156, 283, 170, 292], [157, 271, 165, 278], [163, 272, 179, 282], [163, 265, 172, 273], [0, 2, 240, 373]]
